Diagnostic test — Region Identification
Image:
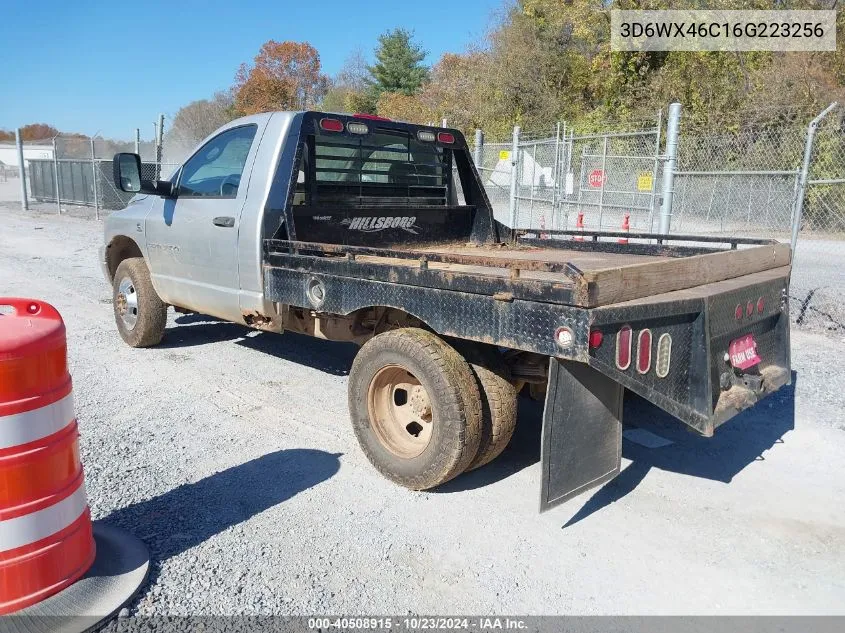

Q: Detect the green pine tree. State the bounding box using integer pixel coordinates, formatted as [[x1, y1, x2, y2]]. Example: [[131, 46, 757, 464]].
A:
[[367, 28, 429, 100]]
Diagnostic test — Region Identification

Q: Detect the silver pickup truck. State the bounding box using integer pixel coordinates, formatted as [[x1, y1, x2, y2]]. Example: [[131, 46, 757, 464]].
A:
[[101, 111, 792, 511]]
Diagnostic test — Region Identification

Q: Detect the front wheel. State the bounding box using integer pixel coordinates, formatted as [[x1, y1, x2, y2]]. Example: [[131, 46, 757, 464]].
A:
[[112, 257, 166, 348], [348, 328, 482, 490]]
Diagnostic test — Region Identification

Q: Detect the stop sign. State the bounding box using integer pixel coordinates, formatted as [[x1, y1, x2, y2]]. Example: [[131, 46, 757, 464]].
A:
[[588, 169, 606, 188]]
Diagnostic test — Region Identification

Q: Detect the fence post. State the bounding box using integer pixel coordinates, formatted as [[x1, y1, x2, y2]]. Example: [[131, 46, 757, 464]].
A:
[[649, 109, 663, 232], [598, 134, 608, 229], [473, 129, 484, 168], [135, 128, 141, 155], [509, 125, 521, 229], [551, 121, 562, 228], [790, 101, 838, 253], [658, 102, 682, 235], [15, 129, 29, 211], [52, 136, 61, 215], [90, 136, 100, 220], [154, 114, 164, 180]]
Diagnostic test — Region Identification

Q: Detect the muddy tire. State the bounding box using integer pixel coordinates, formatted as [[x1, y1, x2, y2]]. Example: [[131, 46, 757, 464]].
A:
[[456, 343, 518, 470], [348, 328, 482, 490], [113, 257, 167, 348]]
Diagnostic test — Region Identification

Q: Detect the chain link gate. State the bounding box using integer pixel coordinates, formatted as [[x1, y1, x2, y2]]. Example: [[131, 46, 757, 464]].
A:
[[473, 120, 663, 235], [558, 126, 662, 233]]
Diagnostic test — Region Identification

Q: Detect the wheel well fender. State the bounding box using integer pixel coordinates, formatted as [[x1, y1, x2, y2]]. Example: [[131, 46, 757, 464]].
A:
[[349, 305, 434, 336], [105, 236, 143, 282]]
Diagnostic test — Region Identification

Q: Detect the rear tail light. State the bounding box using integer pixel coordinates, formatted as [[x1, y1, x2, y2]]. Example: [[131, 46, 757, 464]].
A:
[[417, 130, 436, 142], [437, 132, 455, 144], [320, 118, 344, 132], [616, 325, 632, 370], [655, 333, 672, 378], [735, 304, 744, 320], [637, 329, 652, 374], [757, 297, 765, 314], [347, 122, 369, 135], [746, 301, 754, 317], [589, 329, 603, 349]]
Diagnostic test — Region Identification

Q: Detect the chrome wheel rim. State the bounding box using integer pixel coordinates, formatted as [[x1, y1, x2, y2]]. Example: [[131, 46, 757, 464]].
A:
[[116, 276, 139, 330]]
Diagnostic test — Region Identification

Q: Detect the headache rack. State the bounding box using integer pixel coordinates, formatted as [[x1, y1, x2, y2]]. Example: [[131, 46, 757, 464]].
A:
[[306, 127, 453, 208]]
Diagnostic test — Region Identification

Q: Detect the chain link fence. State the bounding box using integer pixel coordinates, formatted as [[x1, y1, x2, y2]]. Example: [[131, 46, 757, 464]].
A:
[[3, 131, 177, 218], [473, 102, 844, 337], [792, 110, 845, 331]]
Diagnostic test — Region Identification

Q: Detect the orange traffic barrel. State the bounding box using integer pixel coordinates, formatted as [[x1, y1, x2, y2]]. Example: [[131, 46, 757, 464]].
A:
[[618, 212, 630, 244], [574, 211, 585, 241], [0, 298, 95, 614]]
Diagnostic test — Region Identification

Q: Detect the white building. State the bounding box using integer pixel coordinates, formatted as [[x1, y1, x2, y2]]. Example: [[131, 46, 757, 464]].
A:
[[0, 143, 54, 169]]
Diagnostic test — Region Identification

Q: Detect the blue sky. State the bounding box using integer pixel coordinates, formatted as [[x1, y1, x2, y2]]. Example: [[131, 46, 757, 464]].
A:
[[1, 0, 503, 139]]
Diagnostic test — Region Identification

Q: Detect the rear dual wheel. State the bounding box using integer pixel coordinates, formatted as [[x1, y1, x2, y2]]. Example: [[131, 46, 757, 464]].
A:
[[349, 328, 482, 489], [348, 328, 517, 490]]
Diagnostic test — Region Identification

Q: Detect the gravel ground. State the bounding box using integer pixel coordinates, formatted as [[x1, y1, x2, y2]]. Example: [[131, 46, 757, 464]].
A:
[[1, 201, 844, 616]]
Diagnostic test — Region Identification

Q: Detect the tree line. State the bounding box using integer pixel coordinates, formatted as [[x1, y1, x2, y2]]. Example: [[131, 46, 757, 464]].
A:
[[168, 0, 845, 150]]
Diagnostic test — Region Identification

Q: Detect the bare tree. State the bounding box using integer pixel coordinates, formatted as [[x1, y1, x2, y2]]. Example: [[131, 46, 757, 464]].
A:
[[166, 92, 237, 161]]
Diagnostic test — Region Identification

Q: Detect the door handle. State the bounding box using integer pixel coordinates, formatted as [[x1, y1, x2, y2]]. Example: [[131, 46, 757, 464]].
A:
[[213, 216, 235, 228]]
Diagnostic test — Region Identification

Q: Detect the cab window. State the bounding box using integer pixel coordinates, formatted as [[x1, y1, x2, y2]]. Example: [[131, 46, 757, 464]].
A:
[[178, 125, 258, 198]]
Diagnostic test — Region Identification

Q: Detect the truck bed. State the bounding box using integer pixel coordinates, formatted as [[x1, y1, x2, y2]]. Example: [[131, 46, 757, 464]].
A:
[[264, 231, 792, 308]]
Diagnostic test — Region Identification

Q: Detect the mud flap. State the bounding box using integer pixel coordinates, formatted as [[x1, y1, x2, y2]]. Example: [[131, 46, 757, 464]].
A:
[[540, 358, 624, 512]]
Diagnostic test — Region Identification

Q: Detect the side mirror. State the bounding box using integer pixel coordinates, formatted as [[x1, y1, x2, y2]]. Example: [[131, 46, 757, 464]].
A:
[[112, 153, 175, 197], [114, 153, 142, 192]]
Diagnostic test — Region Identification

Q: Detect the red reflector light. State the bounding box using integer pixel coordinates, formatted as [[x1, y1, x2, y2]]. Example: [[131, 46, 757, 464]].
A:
[[26, 302, 40, 314], [589, 329, 603, 349], [746, 301, 754, 317], [735, 304, 743, 320], [637, 329, 652, 374], [354, 113, 392, 121], [616, 325, 632, 370], [757, 297, 765, 314], [437, 132, 455, 144], [319, 118, 344, 132]]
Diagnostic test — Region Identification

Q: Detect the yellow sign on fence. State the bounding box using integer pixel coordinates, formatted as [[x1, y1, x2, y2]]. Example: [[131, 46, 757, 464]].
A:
[[637, 172, 654, 192], [499, 150, 510, 161]]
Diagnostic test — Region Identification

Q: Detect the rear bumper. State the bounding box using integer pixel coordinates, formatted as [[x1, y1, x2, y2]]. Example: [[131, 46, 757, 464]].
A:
[[712, 364, 790, 427], [586, 266, 792, 437]]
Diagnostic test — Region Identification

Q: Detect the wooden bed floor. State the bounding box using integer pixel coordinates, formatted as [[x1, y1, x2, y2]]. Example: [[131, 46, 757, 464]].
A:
[[356, 243, 668, 285]]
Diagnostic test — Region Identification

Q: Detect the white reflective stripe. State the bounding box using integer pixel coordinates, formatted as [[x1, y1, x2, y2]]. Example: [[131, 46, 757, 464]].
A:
[[0, 481, 88, 552], [0, 392, 75, 450]]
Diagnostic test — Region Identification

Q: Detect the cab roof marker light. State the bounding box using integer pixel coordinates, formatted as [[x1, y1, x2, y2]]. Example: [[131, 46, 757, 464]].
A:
[[437, 132, 455, 144], [347, 122, 369, 135], [354, 113, 392, 121], [655, 333, 672, 379], [319, 118, 344, 132], [417, 130, 436, 142], [616, 325, 632, 371]]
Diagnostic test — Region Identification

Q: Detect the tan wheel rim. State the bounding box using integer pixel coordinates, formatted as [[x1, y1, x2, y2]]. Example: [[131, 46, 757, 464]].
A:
[[367, 365, 433, 459]]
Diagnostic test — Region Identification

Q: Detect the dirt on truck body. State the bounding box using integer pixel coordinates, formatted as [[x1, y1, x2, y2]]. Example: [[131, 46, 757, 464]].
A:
[[103, 110, 792, 511]]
